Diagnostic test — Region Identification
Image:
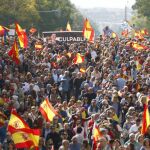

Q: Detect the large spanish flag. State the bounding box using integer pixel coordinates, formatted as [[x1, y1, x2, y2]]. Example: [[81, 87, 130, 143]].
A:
[[82, 18, 95, 43], [8, 109, 29, 132], [8, 110, 40, 149], [15, 23, 28, 48], [141, 97, 150, 134], [11, 129, 40, 150], [39, 98, 59, 122], [8, 40, 20, 65]]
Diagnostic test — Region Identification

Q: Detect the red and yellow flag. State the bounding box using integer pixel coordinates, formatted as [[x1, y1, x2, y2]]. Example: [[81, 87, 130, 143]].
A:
[[39, 98, 59, 122], [73, 53, 84, 64], [35, 43, 43, 50], [132, 42, 147, 51], [0, 26, 5, 36], [8, 40, 20, 64], [30, 27, 37, 34], [0, 111, 7, 127], [11, 129, 40, 150], [15, 23, 28, 48], [80, 68, 86, 73], [121, 29, 128, 37], [136, 59, 142, 71], [140, 29, 149, 36], [8, 110, 40, 150], [82, 18, 95, 43], [8, 109, 29, 131], [134, 31, 144, 39], [93, 125, 102, 150], [66, 21, 72, 31], [111, 32, 119, 40], [141, 97, 150, 134]]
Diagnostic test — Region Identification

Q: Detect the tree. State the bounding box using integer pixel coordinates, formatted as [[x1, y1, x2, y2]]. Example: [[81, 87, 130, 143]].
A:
[[0, 0, 84, 31], [36, 0, 84, 31], [0, 0, 40, 28], [132, 0, 150, 29]]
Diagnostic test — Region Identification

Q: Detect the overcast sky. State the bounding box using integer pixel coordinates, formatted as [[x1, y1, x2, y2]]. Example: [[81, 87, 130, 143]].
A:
[[70, 0, 136, 9]]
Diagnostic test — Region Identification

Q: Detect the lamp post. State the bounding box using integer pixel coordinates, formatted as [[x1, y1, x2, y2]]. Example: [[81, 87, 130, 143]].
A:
[[124, 0, 129, 21]]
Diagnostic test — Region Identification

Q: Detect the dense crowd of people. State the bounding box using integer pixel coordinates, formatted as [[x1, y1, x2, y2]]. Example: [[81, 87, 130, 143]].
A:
[[0, 30, 150, 150]]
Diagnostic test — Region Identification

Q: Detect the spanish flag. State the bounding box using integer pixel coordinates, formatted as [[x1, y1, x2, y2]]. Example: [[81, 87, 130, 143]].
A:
[[111, 32, 119, 40], [0, 111, 7, 127], [141, 97, 150, 134], [134, 31, 144, 39], [35, 43, 43, 50], [80, 68, 86, 73], [39, 98, 59, 122], [10, 128, 40, 150], [0, 26, 5, 35], [82, 18, 95, 43], [8, 109, 29, 131], [121, 29, 128, 37], [136, 60, 142, 71], [73, 53, 84, 64], [15, 23, 28, 48], [67, 52, 72, 58], [140, 29, 149, 36], [93, 124, 102, 150], [8, 110, 40, 150], [132, 42, 147, 51], [66, 21, 72, 31], [8, 40, 20, 65], [30, 27, 37, 34]]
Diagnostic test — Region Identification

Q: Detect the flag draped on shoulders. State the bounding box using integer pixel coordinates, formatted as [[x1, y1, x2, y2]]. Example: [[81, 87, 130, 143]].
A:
[[8, 110, 40, 150], [39, 98, 59, 122], [8, 40, 20, 64], [66, 21, 71, 31], [15, 23, 28, 48], [141, 97, 150, 135], [82, 18, 95, 43]]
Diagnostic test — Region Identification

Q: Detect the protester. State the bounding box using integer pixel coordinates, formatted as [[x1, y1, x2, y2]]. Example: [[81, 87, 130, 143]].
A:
[[0, 26, 149, 150]]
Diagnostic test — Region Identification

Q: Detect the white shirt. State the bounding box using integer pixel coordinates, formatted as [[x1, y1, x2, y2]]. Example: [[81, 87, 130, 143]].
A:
[[22, 82, 30, 92], [91, 50, 97, 60], [129, 124, 139, 133]]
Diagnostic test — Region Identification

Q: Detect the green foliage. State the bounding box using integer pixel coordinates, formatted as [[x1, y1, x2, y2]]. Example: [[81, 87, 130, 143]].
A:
[[132, 0, 150, 29], [0, 0, 40, 28], [0, 0, 84, 31], [131, 14, 150, 30]]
